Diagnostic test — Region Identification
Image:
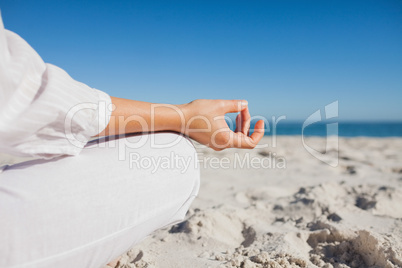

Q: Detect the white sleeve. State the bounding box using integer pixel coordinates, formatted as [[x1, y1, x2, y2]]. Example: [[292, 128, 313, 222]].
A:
[[0, 14, 112, 159]]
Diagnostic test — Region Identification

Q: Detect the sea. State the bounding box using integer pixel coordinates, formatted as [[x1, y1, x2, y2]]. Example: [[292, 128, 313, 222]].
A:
[[246, 121, 402, 137]]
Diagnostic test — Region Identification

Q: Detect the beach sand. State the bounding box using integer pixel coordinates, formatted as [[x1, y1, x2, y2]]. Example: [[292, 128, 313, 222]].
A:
[[115, 136, 402, 268]]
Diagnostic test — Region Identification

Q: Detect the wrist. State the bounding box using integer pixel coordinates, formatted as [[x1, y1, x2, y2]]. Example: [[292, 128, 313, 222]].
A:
[[174, 103, 192, 134], [152, 103, 188, 134]]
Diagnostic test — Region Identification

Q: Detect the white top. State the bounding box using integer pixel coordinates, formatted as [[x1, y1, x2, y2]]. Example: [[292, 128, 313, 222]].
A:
[[0, 14, 112, 167]]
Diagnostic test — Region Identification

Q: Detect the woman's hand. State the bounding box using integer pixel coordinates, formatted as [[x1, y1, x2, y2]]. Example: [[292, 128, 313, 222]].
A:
[[180, 99, 265, 150], [97, 97, 264, 151]]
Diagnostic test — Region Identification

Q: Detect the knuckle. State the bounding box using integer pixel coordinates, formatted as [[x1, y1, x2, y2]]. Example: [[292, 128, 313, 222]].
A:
[[218, 100, 227, 109], [232, 100, 239, 110]]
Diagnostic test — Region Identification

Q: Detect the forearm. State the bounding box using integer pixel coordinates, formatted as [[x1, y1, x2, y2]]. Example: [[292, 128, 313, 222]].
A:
[[96, 97, 264, 150], [97, 97, 186, 136]]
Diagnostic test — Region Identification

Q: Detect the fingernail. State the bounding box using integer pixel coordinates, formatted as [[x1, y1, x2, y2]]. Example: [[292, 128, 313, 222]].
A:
[[241, 100, 248, 106]]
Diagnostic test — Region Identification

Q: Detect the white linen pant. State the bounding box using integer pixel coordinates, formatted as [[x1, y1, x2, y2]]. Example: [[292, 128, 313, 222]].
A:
[[0, 133, 200, 268]]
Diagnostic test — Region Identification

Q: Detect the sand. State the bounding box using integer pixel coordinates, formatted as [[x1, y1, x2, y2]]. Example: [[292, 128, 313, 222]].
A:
[[114, 136, 402, 268]]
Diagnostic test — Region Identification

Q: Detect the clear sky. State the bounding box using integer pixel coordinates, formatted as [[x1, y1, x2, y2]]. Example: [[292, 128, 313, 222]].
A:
[[1, 0, 401, 121]]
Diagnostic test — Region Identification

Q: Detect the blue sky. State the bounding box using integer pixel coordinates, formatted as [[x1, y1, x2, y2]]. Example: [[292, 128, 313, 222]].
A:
[[1, 0, 401, 121]]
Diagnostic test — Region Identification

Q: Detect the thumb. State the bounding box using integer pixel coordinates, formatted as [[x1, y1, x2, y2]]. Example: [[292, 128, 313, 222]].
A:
[[222, 99, 248, 113]]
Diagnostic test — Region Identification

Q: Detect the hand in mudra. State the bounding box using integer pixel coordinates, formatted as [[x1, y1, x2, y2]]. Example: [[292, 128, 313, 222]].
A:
[[181, 99, 265, 151]]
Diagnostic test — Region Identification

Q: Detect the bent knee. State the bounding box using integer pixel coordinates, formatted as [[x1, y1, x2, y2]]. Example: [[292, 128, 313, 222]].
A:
[[162, 133, 200, 196], [153, 133, 200, 205]]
